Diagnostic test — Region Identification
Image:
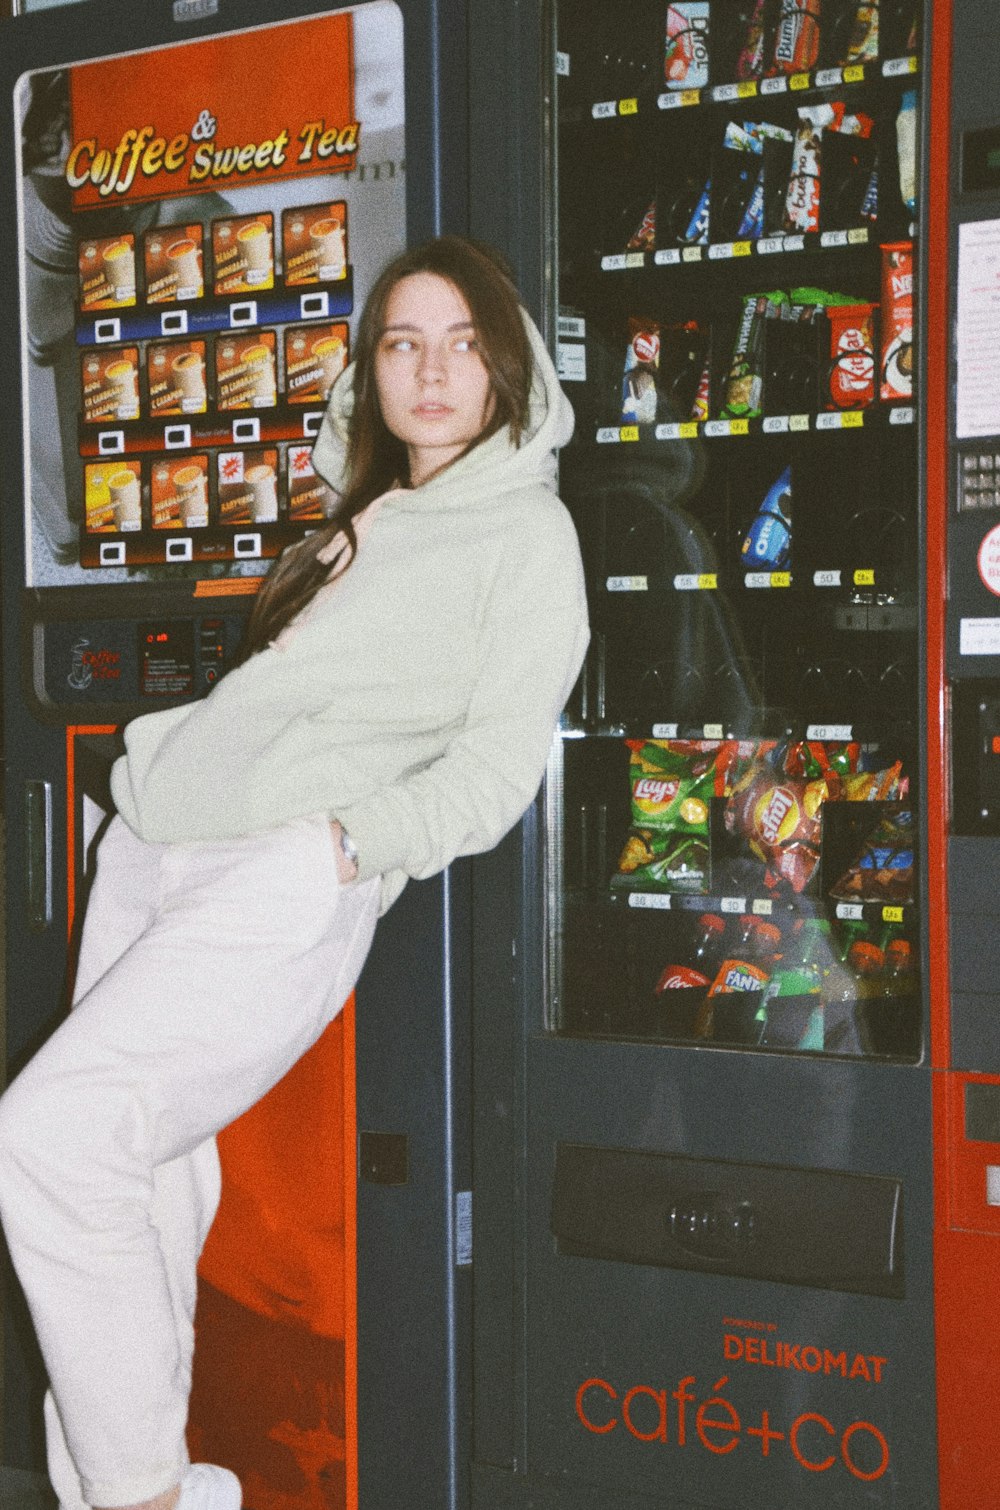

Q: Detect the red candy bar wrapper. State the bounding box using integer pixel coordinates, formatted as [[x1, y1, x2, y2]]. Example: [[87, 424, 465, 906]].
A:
[[736, 0, 769, 80], [627, 201, 657, 252], [827, 302, 876, 409], [665, 2, 711, 90], [880, 242, 914, 401], [772, 0, 821, 75]]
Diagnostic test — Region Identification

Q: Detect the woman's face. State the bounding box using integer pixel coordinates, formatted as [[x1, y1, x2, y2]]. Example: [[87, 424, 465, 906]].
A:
[[374, 272, 495, 487]]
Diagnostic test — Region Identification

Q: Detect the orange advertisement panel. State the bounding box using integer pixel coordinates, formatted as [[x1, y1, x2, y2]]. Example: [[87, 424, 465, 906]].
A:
[[66, 13, 356, 209]]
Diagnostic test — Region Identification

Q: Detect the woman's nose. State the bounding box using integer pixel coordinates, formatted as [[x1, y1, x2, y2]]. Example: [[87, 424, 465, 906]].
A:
[[416, 343, 446, 381]]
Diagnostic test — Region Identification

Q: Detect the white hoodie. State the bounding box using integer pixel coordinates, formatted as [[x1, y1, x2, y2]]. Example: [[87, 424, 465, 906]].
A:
[[110, 313, 589, 912]]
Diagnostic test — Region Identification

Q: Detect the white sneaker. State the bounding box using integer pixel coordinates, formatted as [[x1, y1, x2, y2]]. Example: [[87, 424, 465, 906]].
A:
[[176, 1464, 242, 1510]]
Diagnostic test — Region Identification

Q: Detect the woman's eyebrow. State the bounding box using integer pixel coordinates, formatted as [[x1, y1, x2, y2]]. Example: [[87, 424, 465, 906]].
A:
[[380, 320, 477, 333]]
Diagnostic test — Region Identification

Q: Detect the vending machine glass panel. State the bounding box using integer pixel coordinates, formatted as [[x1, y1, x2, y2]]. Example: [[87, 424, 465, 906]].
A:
[[551, 0, 923, 1065]]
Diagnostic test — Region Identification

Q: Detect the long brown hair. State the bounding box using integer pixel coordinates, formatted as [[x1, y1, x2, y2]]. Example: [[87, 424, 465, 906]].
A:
[[241, 236, 533, 657]]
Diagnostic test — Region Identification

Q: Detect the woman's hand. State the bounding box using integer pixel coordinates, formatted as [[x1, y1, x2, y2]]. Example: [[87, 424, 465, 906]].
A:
[[329, 819, 359, 884]]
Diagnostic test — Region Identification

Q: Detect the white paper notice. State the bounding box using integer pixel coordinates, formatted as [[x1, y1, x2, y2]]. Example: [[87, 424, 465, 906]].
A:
[[960, 617, 1000, 656], [957, 219, 1000, 439]]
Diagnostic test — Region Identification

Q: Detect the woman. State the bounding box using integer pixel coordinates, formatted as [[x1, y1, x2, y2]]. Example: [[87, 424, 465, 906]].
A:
[[0, 236, 588, 1510]]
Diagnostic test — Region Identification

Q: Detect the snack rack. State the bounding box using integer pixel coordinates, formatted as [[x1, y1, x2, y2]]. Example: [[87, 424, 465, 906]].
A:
[[551, 0, 923, 1062]]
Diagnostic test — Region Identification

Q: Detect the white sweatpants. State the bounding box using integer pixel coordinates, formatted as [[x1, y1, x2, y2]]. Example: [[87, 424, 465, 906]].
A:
[[0, 814, 380, 1509]]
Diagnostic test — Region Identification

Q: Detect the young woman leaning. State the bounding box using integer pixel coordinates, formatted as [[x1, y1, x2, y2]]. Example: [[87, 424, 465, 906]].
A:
[[0, 234, 588, 1510]]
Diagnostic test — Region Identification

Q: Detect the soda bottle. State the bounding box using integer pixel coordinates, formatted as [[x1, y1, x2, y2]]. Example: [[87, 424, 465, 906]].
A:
[[654, 912, 726, 994], [759, 918, 827, 1049], [698, 916, 782, 1041]]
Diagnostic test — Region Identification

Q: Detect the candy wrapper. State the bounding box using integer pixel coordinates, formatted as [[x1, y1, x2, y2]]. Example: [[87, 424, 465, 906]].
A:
[[722, 121, 793, 241], [843, 1, 879, 63], [665, 2, 711, 90], [622, 318, 660, 424], [771, 0, 821, 75], [614, 740, 721, 892], [721, 291, 785, 418], [742, 465, 791, 570], [897, 90, 918, 218], [725, 751, 904, 893], [827, 302, 876, 409], [627, 201, 657, 252], [684, 178, 712, 244], [831, 809, 914, 903], [736, 0, 770, 80], [880, 242, 914, 401], [784, 102, 874, 234]]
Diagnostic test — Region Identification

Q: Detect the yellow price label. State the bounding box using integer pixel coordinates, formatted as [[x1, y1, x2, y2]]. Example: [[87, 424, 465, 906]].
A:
[[790, 72, 810, 89], [737, 81, 758, 97], [908, 55, 918, 72], [882, 906, 904, 924], [730, 418, 750, 435], [681, 88, 701, 106], [697, 573, 718, 590], [844, 64, 865, 82], [854, 568, 876, 587], [770, 572, 791, 588], [679, 422, 699, 438], [732, 241, 752, 258], [841, 409, 864, 428], [619, 97, 639, 114], [620, 425, 640, 442]]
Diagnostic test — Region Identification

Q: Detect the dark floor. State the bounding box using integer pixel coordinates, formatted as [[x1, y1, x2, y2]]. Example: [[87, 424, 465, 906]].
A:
[[0, 1466, 56, 1509]]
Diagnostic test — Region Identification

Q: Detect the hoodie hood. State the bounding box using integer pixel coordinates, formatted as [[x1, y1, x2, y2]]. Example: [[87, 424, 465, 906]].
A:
[[310, 307, 575, 512]]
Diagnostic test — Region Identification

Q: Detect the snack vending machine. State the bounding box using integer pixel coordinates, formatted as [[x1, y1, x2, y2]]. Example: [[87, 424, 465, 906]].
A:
[[467, 0, 1000, 1504], [0, 2, 474, 1507]]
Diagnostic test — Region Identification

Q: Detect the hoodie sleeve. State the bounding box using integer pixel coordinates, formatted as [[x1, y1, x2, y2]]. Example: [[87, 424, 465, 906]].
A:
[[333, 506, 589, 885]]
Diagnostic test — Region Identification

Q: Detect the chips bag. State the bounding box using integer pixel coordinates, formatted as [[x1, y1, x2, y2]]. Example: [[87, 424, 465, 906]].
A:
[[831, 808, 914, 903], [614, 740, 720, 892]]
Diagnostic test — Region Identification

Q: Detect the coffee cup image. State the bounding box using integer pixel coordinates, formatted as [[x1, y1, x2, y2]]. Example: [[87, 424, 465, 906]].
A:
[[239, 344, 277, 405], [101, 241, 136, 301], [312, 335, 346, 396], [174, 464, 208, 527], [108, 469, 141, 530], [309, 218, 346, 280], [236, 222, 273, 283], [166, 238, 202, 297], [172, 351, 207, 412], [105, 359, 139, 418], [246, 463, 278, 522]]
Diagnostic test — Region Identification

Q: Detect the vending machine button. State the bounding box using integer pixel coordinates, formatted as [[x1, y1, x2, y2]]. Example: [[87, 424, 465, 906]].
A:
[[229, 300, 258, 326], [300, 292, 330, 319], [160, 310, 189, 336]]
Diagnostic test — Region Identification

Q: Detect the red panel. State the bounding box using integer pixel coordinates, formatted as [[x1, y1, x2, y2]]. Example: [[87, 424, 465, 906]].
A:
[[926, 4, 1000, 1505]]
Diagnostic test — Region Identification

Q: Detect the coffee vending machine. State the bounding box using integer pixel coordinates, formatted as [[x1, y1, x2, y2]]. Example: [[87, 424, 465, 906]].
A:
[[465, 0, 1000, 1505], [0, 2, 480, 1506]]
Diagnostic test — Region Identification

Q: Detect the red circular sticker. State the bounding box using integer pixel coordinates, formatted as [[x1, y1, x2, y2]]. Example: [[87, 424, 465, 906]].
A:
[[978, 523, 1000, 597]]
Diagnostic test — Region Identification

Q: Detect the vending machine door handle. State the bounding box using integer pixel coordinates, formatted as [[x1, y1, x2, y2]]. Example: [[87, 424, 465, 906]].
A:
[[25, 779, 52, 932], [667, 1194, 757, 1260]]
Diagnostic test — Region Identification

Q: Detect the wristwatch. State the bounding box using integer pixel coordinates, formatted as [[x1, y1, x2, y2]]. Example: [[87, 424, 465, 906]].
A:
[[339, 827, 359, 866]]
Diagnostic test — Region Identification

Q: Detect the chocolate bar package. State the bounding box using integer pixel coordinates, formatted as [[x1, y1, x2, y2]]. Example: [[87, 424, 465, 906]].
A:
[[880, 241, 914, 400], [771, 0, 821, 74]]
